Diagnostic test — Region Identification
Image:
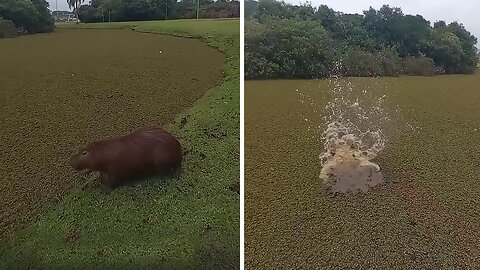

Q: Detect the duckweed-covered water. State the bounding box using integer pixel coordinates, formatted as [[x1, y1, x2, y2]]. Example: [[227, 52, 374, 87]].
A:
[[245, 74, 480, 268]]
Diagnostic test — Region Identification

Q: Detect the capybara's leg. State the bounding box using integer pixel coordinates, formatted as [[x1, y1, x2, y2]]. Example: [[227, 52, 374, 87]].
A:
[[99, 173, 115, 194], [173, 167, 181, 180], [81, 173, 96, 190], [100, 183, 113, 194], [82, 180, 92, 191]]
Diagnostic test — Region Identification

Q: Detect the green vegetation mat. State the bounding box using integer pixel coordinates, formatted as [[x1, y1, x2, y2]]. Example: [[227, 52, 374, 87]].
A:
[[245, 74, 480, 269], [0, 19, 239, 269]]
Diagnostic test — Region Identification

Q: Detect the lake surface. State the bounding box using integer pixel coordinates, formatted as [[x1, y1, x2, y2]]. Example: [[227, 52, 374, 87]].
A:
[[245, 74, 480, 268]]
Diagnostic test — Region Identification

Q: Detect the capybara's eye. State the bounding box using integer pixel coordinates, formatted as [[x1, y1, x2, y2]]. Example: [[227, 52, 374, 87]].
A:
[[82, 151, 88, 155]]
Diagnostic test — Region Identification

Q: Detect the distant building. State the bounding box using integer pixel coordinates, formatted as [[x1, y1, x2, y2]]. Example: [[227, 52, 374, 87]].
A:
[[52, 11, 78, 22]]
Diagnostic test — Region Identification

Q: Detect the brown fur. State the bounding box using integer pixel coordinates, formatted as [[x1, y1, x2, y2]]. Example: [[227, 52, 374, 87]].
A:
[[70, 126, 182, 192]]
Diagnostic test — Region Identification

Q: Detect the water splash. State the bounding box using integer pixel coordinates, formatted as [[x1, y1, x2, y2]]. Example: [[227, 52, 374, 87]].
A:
[[319, 76, 389, 194], [319, 121, 385, 194]]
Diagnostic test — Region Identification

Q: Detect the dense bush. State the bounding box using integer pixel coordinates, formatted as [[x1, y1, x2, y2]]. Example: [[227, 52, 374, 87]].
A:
[[245, 18, 335, 79], [339, 47, 401, 77], [402, 56, 435, 76], [0, 19, 17, 38], [245, 21, 281, 78], [0, 0, 54, 34], [245, 0, 478, 79], [245, 17, 404, 78]]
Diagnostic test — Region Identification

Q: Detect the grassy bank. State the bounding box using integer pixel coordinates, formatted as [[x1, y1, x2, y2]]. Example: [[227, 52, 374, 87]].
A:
[[0, 19, 239, 269]]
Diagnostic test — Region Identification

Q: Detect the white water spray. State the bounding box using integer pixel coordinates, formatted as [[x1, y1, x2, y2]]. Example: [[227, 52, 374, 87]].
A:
[[318, 76, 389, 194]]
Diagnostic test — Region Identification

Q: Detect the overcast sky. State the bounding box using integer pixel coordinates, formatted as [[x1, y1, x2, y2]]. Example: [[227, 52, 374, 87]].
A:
[[286, 0, 479, 47]]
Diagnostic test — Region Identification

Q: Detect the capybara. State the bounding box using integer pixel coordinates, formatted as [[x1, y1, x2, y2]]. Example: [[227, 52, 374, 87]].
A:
[[69, 126, 182, 192]]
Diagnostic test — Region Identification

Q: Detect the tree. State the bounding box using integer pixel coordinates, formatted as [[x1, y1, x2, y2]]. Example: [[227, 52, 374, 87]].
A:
[[244, 0, 479, 79], [91, 0, 103, 8], [446, 21, 478, 72], [313, 5, 344, 35], [32, 0, 55, 32], [363, 5, 407, 52], [255, 0, 297, 21], [424, 30, 463, 73], [477, 51, 480, 69], [245, 0, 258, 17], [202, 0, 240, 19], [77, 4, 102, 23], [362, 5, 431, 56], [339, 13, 376, 51], [75, 0, 238, 22], [67, 0, 86, 21], [0, 0, 54, 34], [423, 21, 478, 73], [400, 14, 431, 56]]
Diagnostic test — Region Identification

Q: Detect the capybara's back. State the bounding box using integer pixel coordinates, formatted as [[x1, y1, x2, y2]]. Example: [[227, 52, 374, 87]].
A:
[[70, 125, 182, 191], [121, 126, 182, 171]]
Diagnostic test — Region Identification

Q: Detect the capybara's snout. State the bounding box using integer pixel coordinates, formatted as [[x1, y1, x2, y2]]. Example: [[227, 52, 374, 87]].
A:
[[69, 153, 83, 171], [69, 154, 78, 169]]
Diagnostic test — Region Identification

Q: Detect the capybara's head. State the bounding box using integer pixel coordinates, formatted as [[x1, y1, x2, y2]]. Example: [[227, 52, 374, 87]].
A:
[[69, 147, 94, 172]]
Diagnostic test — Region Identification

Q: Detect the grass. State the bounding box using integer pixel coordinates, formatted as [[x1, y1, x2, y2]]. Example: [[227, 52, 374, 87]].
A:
[[0, 19, 239, 269], [57, 18, 238, 35], [245, 74, 480, 268]]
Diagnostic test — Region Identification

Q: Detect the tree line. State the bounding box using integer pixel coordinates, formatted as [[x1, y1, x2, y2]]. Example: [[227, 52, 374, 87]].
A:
[[0, 0, 54, 37], [0, 0, 239, 38], [245, 0, 479, 79], [76, 0, 240, 23]]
